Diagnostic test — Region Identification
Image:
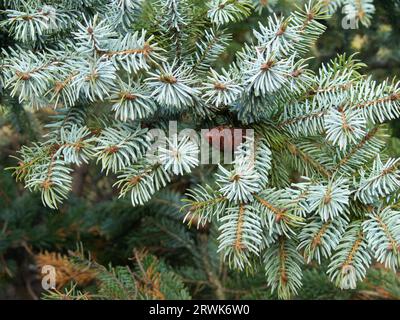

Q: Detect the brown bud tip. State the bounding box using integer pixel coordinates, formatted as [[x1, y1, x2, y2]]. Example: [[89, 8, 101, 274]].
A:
[[123, 93, 138, 101], [159, 75, 177, 84], [105, 146, 120, 154], [261, 60, 274, 71], [214, 82, 227, 91]]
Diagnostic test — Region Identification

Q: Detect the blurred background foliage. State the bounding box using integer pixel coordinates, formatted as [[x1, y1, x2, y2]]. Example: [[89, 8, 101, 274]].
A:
[[0, 0, 400, 299]]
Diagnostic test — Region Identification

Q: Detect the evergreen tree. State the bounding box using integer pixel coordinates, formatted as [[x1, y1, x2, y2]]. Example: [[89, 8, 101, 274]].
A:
[[1, 0, 400, 300]]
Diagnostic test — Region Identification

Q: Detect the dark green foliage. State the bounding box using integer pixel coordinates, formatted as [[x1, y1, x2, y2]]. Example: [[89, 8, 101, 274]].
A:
[[0, 0, 400, 300]]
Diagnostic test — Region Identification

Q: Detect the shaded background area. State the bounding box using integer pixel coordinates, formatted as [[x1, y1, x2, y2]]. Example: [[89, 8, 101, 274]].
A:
[[1, 1, 400, 299]]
